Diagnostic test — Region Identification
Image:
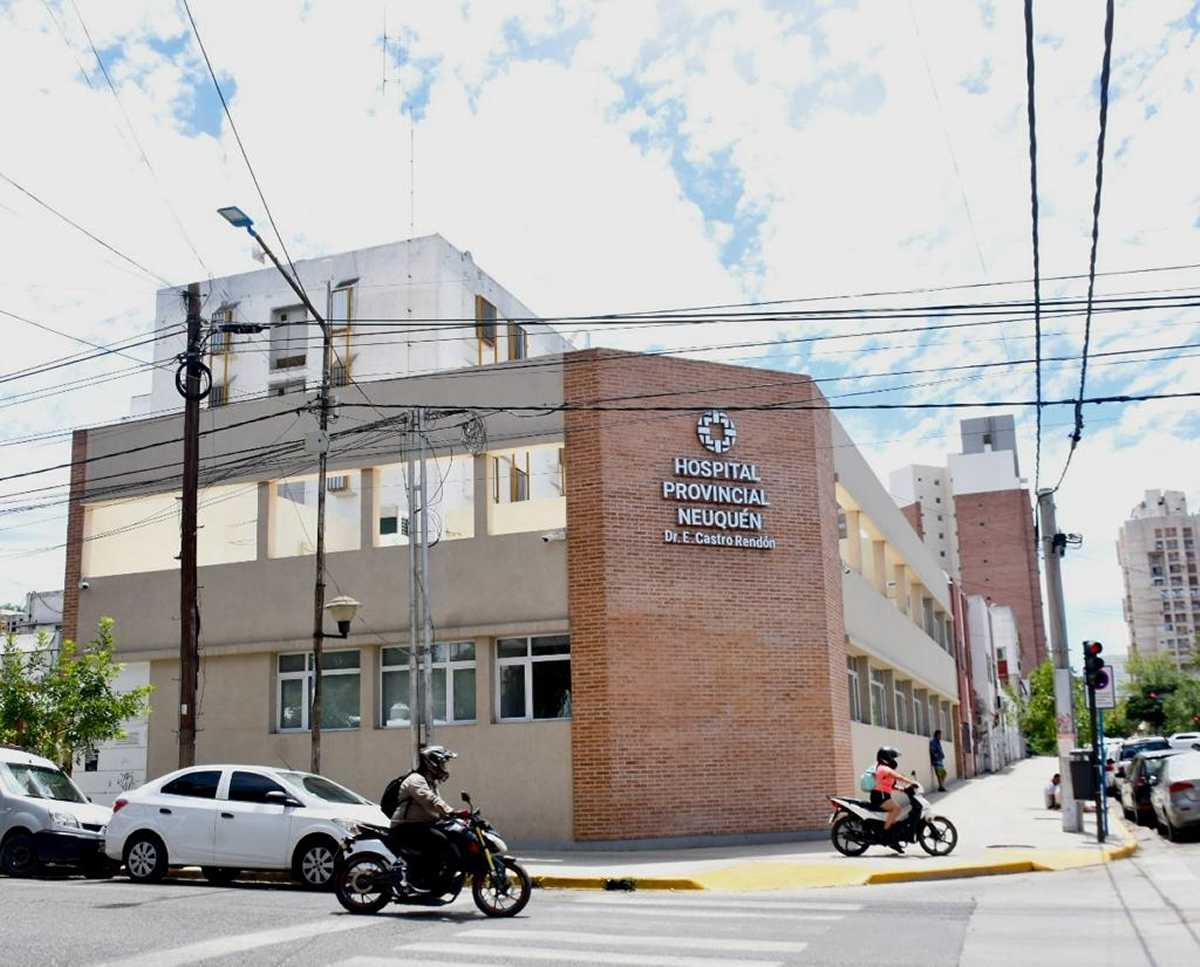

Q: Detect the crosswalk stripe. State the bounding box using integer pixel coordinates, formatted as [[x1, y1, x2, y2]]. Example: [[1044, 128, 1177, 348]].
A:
[[333, 959, 487, 967], [399, 942, 783, 967], [564, 903, 842, 921], [571, 896, 862, 912], [92, 918, 380, 967], [452, 928, 810, 954]]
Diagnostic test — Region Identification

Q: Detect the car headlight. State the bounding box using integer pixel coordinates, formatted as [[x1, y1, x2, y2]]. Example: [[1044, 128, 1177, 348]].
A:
[[332, 818, 361, 835], [49, 811, 81, 830]]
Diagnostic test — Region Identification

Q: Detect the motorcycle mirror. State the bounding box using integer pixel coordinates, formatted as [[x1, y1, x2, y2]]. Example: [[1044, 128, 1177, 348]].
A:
[[461, 791, 472, 804]]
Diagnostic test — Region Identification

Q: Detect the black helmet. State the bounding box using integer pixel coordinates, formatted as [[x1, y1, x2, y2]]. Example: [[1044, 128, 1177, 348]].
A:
[[876, 746, 900, 769], [418, 745, 457, 782]]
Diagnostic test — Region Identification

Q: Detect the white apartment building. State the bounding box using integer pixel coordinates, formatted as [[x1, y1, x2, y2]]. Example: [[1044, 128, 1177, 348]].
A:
[[1117, 489, 1200, 668], [133, 234, 574, 416], [966, 596, 1024, 772], [887, 463, 959, 575]]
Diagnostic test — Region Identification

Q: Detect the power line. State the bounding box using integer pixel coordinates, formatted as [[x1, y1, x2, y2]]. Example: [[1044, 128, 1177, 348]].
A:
[[0, 170, 173, 287], [67, 0, 212, 280], [0, 306, 162, 372], [1056, 0, 1117, 494], [1023, 0, 1045, 493], [181, 0, 306, 296]]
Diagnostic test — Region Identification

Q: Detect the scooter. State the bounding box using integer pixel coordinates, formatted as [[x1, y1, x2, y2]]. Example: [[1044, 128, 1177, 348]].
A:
[[828, 783, 958, 856], [333, 792, 531, 918]]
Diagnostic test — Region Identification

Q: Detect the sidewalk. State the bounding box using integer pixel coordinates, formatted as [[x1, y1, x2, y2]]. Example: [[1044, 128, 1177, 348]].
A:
[[523, 757, 1136, 891]]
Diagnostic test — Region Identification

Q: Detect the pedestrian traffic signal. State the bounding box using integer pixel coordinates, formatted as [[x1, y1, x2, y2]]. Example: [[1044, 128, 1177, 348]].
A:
[[1083, 640, 1108, 690]]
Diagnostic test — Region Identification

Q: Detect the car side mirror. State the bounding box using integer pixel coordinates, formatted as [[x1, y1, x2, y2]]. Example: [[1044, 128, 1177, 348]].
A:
[[264, 790, 302, 808]]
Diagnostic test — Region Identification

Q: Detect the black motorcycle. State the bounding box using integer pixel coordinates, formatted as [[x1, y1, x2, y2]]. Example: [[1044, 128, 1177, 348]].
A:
[[334, 792, 531, 918]]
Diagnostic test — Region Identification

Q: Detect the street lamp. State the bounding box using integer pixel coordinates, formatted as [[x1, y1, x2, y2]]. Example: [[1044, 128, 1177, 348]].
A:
[[324, 595, 360, 638], [218, 203, 338, 775]]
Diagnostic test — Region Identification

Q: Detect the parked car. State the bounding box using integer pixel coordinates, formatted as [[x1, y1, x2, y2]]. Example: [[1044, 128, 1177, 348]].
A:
[[1119, 749, 1180, 826], [0, 745, 114, 877], [1112, 737, 1170, 796], [104, 764, 389, 888], [1168, 732, 1200, 751], [1149, 750, 1200, 841]]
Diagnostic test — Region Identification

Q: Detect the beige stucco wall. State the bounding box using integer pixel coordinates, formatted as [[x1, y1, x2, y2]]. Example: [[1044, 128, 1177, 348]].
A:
[[850, 721, 957, 792], [146, 639, 573, 847]]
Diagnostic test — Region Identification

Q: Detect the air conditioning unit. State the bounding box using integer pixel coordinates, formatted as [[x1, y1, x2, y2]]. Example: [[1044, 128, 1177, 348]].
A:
[[327, 475, 350, 493]]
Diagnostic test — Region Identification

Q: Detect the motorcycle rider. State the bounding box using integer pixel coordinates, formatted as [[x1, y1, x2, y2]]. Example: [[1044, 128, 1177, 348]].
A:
[[872, 745, 918, 851], [388, 745, 462, 890]]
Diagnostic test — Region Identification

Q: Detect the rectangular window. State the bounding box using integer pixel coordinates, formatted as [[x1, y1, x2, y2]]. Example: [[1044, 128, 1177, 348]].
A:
[[270, 307, 308, 370], [476, 296, 498, 364], [895, 689, 909, 732], [869, 669, 887, 727], [846, 658, 861, 723], [380, 642, 476, 726], [496, 635, 571, 722], [208, 384, 229, 408], [276, 651, 360, 732], [271, 378, 306, 397], [508, 322, 527, 360]]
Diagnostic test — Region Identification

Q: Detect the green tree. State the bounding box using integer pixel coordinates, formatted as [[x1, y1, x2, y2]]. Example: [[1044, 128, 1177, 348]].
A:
[[1121, 652, 1200, 735], [1008, 659, 1091, 755], [0, 618, 152, 771]]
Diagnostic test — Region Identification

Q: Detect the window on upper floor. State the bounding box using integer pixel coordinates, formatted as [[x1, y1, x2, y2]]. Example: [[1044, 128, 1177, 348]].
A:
[[508, 322, 527, 360], [487, 444, 566, 535], [869, 669, 888, 727], [847, 658, 863, 723], [476, 296, 498, 364], [270, 307, 308, 370]]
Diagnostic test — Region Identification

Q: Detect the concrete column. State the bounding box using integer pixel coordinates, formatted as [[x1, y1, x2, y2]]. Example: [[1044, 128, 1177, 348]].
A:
[[872, 541, 887, 594], [893, 562, 909, 615], [360, 467, 377, 549], [256, 482, 271, 561], [473, 454, 489, 538], [910, 581, 926, 629], [845, 510, 862, 573]]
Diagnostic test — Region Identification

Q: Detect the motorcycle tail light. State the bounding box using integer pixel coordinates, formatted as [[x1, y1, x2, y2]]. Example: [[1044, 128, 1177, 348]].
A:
[[112, 798, 128, 814], [1168, 781, 1194, 794]]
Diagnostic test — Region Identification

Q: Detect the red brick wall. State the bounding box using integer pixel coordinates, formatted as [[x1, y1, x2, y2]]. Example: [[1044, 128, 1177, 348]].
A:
[[899, 501, 924, 540], [61, 429, 88, 645], [954, 488, 1048, 675], [564, 350, 852, 841]]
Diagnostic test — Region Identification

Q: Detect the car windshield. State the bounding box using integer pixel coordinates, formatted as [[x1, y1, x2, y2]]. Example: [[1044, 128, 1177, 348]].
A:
[[276, 771, 366, 805], [0, 762, 87, 803], [1123, 739, 1169, 759]]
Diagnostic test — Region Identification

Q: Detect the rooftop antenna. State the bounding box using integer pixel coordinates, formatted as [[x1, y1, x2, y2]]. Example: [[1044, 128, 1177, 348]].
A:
[[381, 7, 387, 97], [410, 114, 415, 240]]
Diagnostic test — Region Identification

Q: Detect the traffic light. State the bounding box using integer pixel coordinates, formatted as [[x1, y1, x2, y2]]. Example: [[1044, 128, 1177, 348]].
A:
[[1083, 640, 1109, 690]]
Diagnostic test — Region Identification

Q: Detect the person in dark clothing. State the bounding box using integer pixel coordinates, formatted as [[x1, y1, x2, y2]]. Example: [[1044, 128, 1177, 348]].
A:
[[387, 746, 460, 890], [929, 730, 947, 792]]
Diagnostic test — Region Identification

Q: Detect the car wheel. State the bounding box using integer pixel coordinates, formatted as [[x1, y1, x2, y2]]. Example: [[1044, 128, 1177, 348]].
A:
[[1165, 815, 1179, 843], [0, 830, 38, 878], [293, 836, 338, 889], [202, 867, 238, 885], [123, 833, 168, 883]]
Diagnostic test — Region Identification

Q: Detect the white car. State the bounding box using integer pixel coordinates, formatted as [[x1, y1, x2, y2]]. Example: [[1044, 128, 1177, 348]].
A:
[[1169, 732, 1200, 751], [1, 745, 113, 877], [104, 764, 389, 888]]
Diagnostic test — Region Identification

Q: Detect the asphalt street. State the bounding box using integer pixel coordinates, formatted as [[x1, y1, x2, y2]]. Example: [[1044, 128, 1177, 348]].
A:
[[1, 831, 1197, 967]]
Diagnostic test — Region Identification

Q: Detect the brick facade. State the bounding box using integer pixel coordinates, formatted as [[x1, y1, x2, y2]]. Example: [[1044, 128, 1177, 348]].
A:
[[61, 429, 88, 645], [954, 488, 1048, 675], [899, 501, 924, 540], [564, 350, 852, 841]]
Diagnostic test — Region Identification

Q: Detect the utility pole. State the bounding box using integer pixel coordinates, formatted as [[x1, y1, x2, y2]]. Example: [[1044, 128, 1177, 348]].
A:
[[406, 410, 430, 767], [1038, 488, 1082, 832], [177, 282, 202, 769], [419, 416, 434, 744], [309, 279, 334, 774]]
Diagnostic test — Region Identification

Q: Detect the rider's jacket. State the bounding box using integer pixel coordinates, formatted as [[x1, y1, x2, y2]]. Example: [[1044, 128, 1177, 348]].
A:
[[389, 772, 454, 826]]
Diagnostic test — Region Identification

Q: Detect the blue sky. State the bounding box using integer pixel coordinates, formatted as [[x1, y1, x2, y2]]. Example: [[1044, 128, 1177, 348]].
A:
[[0, 0, 1197, 661]]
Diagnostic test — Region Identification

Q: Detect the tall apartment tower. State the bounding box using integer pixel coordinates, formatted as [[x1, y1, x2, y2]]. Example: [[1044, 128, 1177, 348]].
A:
[[890, 415, 1048, 676], [1116, 490, 1200, 668]]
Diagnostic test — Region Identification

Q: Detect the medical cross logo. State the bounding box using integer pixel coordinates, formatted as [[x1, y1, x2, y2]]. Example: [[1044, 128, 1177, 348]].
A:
[[696, 409, 737, 454]]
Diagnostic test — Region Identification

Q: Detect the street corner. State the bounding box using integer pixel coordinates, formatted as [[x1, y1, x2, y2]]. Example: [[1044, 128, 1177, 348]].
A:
[[693, 862, 873, 891]]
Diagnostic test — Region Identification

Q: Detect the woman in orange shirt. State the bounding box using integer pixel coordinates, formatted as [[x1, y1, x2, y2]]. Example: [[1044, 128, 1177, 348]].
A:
[[872, 746, 918, 838]]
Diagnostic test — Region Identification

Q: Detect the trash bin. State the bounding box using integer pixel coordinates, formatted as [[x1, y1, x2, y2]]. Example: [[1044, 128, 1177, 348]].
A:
[[1069, 749, 1096, 799]]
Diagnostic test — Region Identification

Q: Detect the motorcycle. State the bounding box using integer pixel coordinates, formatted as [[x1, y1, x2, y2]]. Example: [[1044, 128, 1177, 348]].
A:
[[828, 783, 958, 857], [333, 792, 531, 918]]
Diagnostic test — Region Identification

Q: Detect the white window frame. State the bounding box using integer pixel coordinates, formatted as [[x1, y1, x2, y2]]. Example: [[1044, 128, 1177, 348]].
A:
[[869, 669, 887, 728], [276, 650, 360, 733], [895, 688, 909, 732], [846, 658, 862, 723], [496, 635, 571, 723], [380, 642, 477, 727]]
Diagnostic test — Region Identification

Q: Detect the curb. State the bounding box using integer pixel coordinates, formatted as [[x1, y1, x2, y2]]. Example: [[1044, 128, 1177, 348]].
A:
[[532, 875, 704, 891]]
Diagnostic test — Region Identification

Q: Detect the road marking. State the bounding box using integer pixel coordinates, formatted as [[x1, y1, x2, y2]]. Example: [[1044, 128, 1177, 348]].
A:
[[571, 896, 861, 912], [335, 960, 488, 967], [400, 943, 783, 967], [92, 918, 380, 967], [564, 903, 842, 921], [453, 928, 809, 954]]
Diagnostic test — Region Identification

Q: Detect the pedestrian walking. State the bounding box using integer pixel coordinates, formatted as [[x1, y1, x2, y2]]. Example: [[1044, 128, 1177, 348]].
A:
[[929, 730, 947, 792]]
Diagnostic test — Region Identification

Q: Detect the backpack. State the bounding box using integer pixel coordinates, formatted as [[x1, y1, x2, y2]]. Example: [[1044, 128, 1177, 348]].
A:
[[381, 770, 416, 819], [859, 768, 877, 793]]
